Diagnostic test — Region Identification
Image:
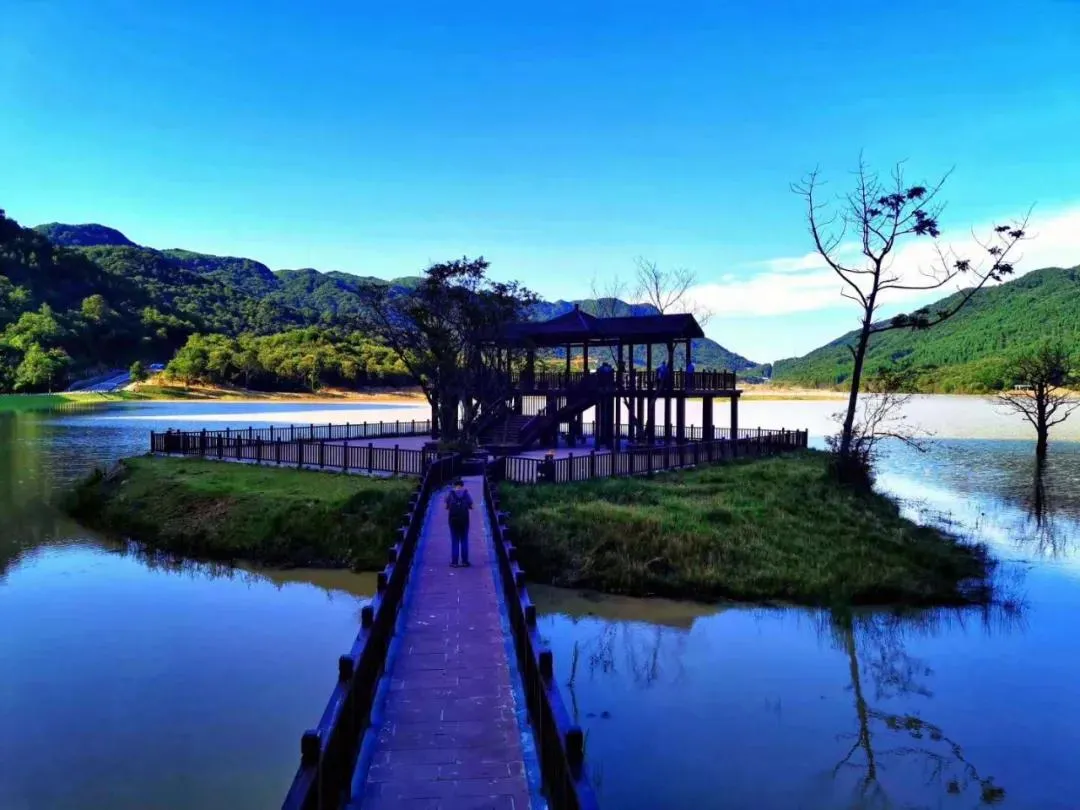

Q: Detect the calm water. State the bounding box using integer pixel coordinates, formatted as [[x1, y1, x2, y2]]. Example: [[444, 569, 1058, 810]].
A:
[[2, 398, 1079, 809]]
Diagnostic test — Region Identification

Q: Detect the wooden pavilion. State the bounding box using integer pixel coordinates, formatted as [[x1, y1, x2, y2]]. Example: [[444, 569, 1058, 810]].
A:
[[482, 306, 741, 451]]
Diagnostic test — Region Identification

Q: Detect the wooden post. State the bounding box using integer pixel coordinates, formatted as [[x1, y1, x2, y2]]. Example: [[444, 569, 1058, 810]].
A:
[[367, 443, 374, 474], [676, 395, 686, 443], [319, 441, 325, 467], [730, 394, 740, 457], [394, 445, 400, 475]]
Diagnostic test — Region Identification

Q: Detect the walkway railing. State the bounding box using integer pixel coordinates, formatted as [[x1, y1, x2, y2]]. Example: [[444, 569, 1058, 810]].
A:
[[483, 475, 601, 810], [152, 430, 436, 477], [281, 453, 459, 810], [512, 369, 736, 393], [494, 428, 808, 484], [153, 420, 433, 446]]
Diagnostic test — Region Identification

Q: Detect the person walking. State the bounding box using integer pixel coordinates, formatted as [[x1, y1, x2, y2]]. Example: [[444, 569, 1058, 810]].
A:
[[445, 478, 473, 567]]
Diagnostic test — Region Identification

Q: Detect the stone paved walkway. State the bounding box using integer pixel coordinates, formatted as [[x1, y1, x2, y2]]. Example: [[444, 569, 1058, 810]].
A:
[[350, 476, 532, 810]]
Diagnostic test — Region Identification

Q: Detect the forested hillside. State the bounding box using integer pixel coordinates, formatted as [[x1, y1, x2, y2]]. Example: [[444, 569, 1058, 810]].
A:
[[771, 266, 1080, 392], [1, 214, 753, 392]]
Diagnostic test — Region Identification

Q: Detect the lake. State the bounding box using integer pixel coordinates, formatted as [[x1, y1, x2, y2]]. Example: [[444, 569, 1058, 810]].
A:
[[2, 397, 1078, 809]]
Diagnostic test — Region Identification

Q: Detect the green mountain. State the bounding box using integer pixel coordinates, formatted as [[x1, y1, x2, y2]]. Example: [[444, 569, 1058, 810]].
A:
[[770, 265, 1080, 392], [1, 214, 757, 392]]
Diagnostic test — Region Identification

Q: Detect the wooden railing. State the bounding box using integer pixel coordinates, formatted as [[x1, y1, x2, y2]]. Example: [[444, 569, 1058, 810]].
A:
[[281, 453, 460, 810], [153, 420, 433, 446], [512, 369, 736, 393], [483, 475, 601, 810], [152, 431, 436, 477], [493, 428, 809, 484]]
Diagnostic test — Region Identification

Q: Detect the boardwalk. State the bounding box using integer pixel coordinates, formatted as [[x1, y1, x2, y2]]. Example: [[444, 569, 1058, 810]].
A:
[[348, 476, 535, 810]]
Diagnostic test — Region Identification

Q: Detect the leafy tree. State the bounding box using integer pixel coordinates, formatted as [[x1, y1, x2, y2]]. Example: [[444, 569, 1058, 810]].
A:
[[361, 257, 536, 441], [129, 360, 148, 383], [995, 341, 1080, 460], [793, 158, 1028, 484], [14, 343, 70, 391], [4, 304, 64, 351]]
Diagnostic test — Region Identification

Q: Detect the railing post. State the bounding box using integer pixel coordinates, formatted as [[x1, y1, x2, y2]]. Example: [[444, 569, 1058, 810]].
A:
[[319, 441, 325, 468], [566, 726, 585, 771], [256, 437, 263, 464], [368, 443, 374, 474], [276, 440, 281, 464], [200, 428, 207, 456], [236, 436, 242, 460], [393, 445, 400, 475], [343, 443, 349, 473], [300, 730, 321, 767]]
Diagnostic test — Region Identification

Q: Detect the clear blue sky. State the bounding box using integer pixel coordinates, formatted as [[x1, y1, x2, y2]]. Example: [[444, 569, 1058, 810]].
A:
[[3, 0, 1079, 362]]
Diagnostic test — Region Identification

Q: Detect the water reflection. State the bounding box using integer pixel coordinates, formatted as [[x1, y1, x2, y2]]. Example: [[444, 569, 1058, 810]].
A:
[[823, 609, 1019, 808], [534, 585, 1080, 809], [0, 405, 402, 810]]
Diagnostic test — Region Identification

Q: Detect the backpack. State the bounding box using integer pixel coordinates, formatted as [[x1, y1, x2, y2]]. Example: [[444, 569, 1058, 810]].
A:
[[448, 489, 471, 524]]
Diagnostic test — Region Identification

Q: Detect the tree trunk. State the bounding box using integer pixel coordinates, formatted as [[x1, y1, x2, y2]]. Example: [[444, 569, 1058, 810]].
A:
[[839, 318, 875, 458], [440, 397, 460, 441], [1036, 392, 1049, 461]]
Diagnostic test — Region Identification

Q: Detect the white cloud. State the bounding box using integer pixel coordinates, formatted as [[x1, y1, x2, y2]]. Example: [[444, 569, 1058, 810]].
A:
[[690, 205, 1080, 318]]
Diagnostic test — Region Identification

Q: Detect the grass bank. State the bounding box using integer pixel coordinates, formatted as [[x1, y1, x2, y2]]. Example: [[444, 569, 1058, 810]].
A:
[[127, 379, 424, 403], [498, 451, 993, 606], [0, 393, 103, 413], [63, 457, 415, 569]]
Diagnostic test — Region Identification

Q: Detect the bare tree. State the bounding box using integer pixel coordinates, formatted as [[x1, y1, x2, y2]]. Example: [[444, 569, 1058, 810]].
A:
[[633, 257, 712, 326], [824, 367, 929, 489], [995, 341, 1079, 461], [793, 158, 1029, 483]]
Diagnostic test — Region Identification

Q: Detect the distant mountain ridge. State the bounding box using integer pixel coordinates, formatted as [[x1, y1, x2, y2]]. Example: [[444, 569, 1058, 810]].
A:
[[768, 265, 1080, 392], [34, 222, 757, 370]]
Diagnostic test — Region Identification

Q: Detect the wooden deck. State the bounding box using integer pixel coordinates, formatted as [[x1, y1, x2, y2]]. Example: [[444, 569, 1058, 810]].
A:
[[347, 477, 536, 810]]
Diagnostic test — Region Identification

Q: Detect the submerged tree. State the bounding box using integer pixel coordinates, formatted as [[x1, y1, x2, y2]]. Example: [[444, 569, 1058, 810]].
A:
[[361, 257, 536, 442], [793, 158, 1029, 485], [995, 341, 1079, 461]]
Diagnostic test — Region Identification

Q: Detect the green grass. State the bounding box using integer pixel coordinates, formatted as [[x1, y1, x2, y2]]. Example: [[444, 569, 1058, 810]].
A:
[[498, 451, 993, 606], [62, 456, 416, 569]]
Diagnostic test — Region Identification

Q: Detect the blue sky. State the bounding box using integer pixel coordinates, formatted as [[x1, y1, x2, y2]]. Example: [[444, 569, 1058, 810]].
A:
[[3, 0, 1079, 362]]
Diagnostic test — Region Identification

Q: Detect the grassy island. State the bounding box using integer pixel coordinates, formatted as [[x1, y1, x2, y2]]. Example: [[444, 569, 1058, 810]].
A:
[[63, 457, 414, 569], [498, 451, 993, 606]]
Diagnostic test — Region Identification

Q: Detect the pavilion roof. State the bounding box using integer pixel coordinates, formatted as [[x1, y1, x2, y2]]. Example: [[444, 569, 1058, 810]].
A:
[[496, 307, 705, 348]]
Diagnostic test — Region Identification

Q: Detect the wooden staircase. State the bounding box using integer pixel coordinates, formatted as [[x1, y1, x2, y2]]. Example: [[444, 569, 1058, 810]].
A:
[[479, 414, 532, 452]]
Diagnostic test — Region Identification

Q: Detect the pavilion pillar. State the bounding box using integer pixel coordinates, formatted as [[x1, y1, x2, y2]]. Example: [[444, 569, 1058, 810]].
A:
[[614, 388, 621, 450], [431, 401, 440, 439], [526, 347, 536, 391], [645, 343, 655, 444], [703, 396, 714, 441], [637, 395, 646, 441], [676, 395, 685, 443], [660, 341, 669, 447], [730, 394, 740, 456], [565, 344, 571, 383], [583, 341, 589, 375]]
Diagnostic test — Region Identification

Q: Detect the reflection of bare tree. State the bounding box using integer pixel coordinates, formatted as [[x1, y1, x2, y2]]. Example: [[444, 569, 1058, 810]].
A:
[[563, 619, 690, 723], [824, 609, 1020, 807], [1015, 460, 1075, 559]]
